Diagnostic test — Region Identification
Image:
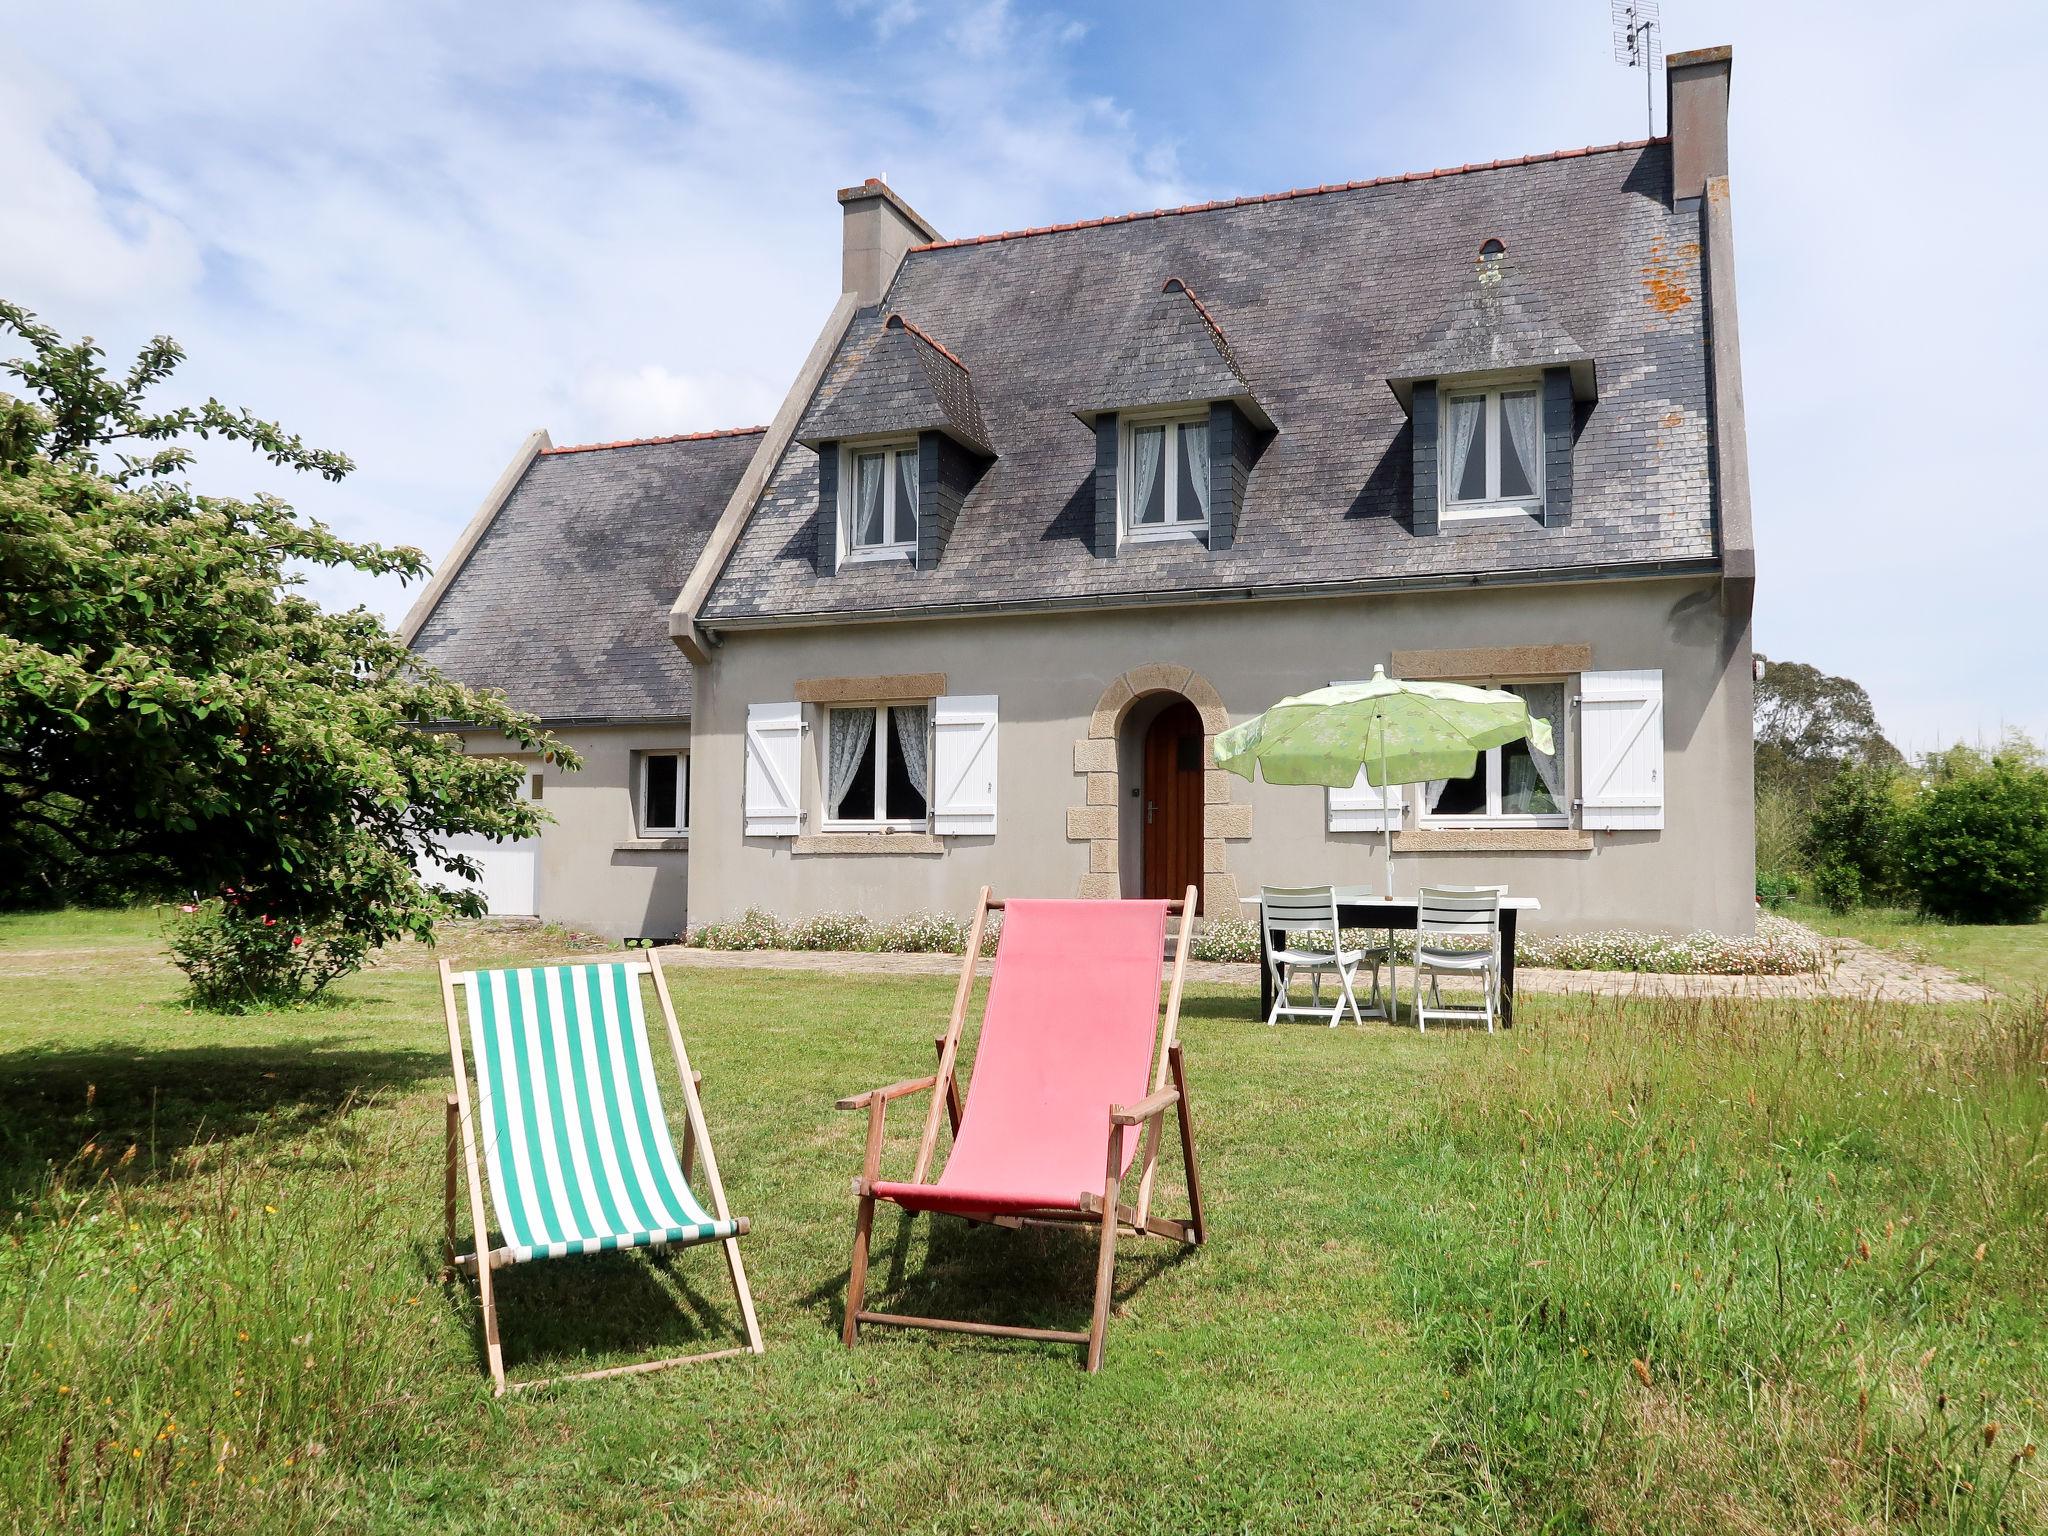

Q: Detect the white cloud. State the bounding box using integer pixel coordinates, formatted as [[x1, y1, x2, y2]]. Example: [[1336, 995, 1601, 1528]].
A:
[[0, 0, 1184, 618]]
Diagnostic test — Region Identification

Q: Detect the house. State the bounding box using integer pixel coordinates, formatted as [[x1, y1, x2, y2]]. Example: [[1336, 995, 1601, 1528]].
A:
[[402, 425, 761, 935], [408, 47, 1754, 941]]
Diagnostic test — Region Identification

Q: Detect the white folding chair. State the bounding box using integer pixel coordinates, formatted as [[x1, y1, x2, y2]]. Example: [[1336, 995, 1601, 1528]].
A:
[[1412, 886, 1504, 1033], [1259, 886, 1381, 1027]]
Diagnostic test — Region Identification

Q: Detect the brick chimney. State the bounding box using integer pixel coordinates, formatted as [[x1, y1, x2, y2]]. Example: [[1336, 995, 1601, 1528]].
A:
[[836, 178, 941, 307], [1666, 45, 1733, 208]]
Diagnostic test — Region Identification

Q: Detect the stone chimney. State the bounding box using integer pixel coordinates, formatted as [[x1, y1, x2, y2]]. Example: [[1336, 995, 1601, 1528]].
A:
[[1666, 45, 1733, 208], [837, 178, 942, 307]]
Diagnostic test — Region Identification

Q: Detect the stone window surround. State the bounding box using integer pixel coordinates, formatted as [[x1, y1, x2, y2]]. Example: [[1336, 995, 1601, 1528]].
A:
[[1066, 663, 1245, 911]]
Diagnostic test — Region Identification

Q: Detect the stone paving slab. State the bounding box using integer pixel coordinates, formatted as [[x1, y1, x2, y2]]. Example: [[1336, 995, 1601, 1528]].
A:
[[646, 934, 1990, 1006]]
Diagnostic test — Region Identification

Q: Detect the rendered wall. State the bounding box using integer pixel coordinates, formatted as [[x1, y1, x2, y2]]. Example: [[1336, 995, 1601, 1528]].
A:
[[458, 722, 693, 941], [688, 577, 1755, 936]]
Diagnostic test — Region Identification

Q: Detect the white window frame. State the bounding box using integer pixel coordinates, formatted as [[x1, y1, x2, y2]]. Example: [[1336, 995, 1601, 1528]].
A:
[[1416, 678, 1571, 829], [1118, 409, 1210, 544], [822, 703, 931, 831], [839, 439, 919, 563], [637, 750, 688, 837], [1439, 377, 1544, 522]]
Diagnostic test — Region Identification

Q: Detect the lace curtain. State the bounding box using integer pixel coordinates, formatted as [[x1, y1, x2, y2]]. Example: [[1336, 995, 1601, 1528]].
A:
[[827, 707, 875, 818], [1130, 425, 1164, 524], [1500, 392, 1539, 498], [1503, 683, 1565, 813], [854, 454, 885, 546], [892, 704, 930, 803], [1445, 396, 1484, 500], [1181, 421, 1211, 522]]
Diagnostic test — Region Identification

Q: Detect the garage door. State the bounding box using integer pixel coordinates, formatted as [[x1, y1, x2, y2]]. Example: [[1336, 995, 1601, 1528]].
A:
[[424, 771, 541, 918]]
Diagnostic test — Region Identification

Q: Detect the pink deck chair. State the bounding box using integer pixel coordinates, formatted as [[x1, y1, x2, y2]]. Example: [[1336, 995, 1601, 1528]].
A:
[[836, 886, 1207, 1372]]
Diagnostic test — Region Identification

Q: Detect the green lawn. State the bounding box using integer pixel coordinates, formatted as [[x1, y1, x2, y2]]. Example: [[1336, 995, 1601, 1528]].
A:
[[2, 912, 2044, 1533], [1787, 901, 2048, 996]]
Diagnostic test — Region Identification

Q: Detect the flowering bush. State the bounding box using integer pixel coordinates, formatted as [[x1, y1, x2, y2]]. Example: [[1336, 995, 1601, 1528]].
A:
[[163, 898, 373, 1010]]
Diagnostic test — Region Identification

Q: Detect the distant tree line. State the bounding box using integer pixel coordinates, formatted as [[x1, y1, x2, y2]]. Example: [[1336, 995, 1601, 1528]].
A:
[[1753, 655, 2048, 924]]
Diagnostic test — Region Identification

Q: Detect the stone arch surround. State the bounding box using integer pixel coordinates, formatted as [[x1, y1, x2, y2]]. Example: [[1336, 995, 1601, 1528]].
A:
[[1064, 663, 1250, 911]]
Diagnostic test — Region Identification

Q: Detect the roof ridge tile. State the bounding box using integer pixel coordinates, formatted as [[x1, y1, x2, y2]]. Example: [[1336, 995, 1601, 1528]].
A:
[[540, 426, 768, 457], [884, 312, 971, 373], [908, 137, 1666, 253]]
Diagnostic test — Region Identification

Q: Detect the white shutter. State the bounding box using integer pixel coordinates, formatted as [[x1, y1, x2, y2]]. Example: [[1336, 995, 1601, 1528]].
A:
[[930, 694, 997, 836], [1579, 669, 1664, 830], [743, 701, 804, 836], [1328, 769, 1402, 832], [1325, 677, 1402, 831]]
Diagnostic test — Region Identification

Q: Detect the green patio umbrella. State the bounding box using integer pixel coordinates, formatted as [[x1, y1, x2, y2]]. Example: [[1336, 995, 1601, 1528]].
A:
[[1212, 665, 1555, 896]]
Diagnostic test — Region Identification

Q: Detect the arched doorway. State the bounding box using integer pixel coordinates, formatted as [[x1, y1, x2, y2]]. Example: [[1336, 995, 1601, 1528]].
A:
[[1070, 662, 1248, 913], [1139, 697, 1205, 911]]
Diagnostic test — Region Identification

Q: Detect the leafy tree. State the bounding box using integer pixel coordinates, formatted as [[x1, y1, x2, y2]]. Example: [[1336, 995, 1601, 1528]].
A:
[[0, 301, 574, 1002], [1754, 653, 1901, 799], [1801, 760, 1908, 913], [1897, 741, 2048, 924]]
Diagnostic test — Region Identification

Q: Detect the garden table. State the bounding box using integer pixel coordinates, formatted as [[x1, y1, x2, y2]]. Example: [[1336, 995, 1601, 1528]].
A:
[[1237, 893, 1541, 1028]]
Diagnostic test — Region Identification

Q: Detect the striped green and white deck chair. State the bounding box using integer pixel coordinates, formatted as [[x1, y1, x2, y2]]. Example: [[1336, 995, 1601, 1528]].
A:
[[438, 953, 763, 1394]]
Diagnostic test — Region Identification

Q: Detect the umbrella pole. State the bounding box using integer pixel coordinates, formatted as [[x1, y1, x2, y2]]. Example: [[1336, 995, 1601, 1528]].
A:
[[1381, 730, 1394, 900]]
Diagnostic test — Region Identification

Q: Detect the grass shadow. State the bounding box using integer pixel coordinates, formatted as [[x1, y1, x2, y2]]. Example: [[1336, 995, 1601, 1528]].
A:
[[805, 1204, 1200, 1350], [426, 1237, 749, 1383], [0, 1037, 444, 1212]]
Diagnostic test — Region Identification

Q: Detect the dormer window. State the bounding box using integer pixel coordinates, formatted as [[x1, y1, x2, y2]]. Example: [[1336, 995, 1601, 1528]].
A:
[[843, 441, 919, 560], [1120, 411, 1211, 542], [1441, 380, 1543, 520]]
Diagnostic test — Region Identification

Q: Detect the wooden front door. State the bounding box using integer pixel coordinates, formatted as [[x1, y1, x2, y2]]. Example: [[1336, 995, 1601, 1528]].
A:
[[1141, 698, 1204, 913]]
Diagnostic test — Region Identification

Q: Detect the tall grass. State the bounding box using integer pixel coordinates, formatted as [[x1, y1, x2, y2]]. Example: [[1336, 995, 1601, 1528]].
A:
[[1384, 991, 2048, 1531], [0, 1095, 460, 1531]]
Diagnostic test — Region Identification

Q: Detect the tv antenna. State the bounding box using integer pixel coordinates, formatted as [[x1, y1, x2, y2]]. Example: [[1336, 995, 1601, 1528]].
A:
[[1611, 0, 1663, 138]]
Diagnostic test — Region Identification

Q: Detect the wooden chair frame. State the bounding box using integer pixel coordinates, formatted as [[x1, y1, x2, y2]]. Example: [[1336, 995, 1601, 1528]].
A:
[[835, 885, 1207, 1372], [439, 952, 764, 1396]]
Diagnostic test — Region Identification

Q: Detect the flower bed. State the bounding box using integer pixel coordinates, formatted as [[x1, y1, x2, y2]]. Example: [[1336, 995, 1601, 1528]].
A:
[[1187, 912, 1827, 976], [689, 908, 1827, 977], [687, 908, 1002, 957]]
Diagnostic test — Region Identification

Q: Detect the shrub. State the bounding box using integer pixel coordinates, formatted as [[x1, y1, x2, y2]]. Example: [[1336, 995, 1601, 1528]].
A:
[[1754, 870, 1799, 910], [1801, 761, 1907, 911], [164, 898, 372, 1010], [1897, 752, 2048, 923], [1809, 858, 1863, 915], [1752, 779, 1810, 890]]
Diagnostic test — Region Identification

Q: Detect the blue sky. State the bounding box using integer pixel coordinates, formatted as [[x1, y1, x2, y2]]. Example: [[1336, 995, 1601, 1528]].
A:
[[4, 1, 2042, 752]]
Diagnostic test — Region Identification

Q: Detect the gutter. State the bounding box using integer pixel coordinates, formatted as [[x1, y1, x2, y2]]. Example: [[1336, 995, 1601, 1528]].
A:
[[418, 712, 694, 733], [694, 557, 1726, 634]]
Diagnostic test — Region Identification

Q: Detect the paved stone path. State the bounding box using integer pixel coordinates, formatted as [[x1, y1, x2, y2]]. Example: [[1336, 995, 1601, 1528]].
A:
[[648, 929, 1990, 1005]]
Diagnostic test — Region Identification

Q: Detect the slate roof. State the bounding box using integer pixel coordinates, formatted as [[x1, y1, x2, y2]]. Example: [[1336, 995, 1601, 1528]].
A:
[[1389, 252, 1597, 407], [701, 139, 1719, 626], [797, 313, 994, 455], [1077, 277, 1267, 426], [412, 430, 759, 721]]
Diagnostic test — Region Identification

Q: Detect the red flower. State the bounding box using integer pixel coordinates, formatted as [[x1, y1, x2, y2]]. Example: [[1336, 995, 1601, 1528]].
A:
[[291, 936, 304, 947], [262, 915, 276, 927]]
